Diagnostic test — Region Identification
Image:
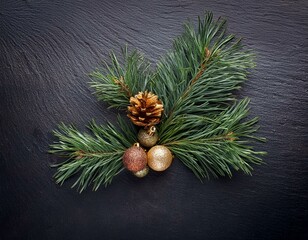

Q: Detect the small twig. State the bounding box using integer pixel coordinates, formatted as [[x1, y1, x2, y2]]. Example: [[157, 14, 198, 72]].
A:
[[166, 47, 212, 119], [180, 47, 211, 100], [164, 132, 236, 146], [74, 150, 123, 159], [226, 132, 236, 142], [113, 76, 132, 97], [191, 48, 211, 84]]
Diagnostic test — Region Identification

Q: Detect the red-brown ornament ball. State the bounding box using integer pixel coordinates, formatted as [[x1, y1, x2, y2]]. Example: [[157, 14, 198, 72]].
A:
[[122, 145, 147, 172], [147, 145, 173, 171]]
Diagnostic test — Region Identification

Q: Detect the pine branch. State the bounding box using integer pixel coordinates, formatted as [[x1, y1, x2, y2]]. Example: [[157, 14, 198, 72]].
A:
[[160, 99, 266, 179], [151, 12, 255, 120], [90, 46, 152, 109], [49, 12, 265, 191], [149, 12, 264, 180], [49, 116, 137, 192]]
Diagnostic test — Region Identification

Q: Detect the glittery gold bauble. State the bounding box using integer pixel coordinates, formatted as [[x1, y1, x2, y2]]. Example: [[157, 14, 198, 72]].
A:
[[133, 166, 149, 178], [122, 145, 147, 172], [147, 145, 173, 171], [137, 127, 159, 148]]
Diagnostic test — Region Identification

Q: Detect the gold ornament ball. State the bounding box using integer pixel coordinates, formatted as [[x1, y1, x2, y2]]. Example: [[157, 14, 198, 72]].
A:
[[133, 166, 149, 178], [122, 145, 147, 172], [147, 145, 173, 171], [137, 128, 159, 148]]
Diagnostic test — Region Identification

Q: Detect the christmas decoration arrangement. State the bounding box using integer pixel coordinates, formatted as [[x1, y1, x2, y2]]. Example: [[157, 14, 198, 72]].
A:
[[50, 12, 266, 192]]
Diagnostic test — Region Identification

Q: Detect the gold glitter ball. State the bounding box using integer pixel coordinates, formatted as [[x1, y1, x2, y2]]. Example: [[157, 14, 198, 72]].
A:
[[147, 145, 173, 171], [133, 166, 149, 178], [137, 127, 159, 148]]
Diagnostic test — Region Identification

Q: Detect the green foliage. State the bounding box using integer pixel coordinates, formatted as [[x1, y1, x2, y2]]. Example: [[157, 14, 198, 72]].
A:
[[151, 12, 263, 180], [50, 12, 265, 191], [160, 99, 266, 180], [150, 12, 255, 118], [90, 46, 152, 109], [49, 117, 137, 192]]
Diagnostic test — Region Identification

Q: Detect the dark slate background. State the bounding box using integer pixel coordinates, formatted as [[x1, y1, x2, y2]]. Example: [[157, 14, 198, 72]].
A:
[[1, 0, 307, 239]]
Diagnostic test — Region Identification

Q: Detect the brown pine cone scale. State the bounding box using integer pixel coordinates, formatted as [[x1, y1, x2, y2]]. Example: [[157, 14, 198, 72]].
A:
[[127, 91, 163, 127]]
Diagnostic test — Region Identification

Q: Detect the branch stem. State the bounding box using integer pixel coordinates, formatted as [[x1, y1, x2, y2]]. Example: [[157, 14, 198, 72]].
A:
[[167, 47, 211, 118], [75, 150, 123, 159], [113, 76, 132, 97], [163, 132, 235, 146]]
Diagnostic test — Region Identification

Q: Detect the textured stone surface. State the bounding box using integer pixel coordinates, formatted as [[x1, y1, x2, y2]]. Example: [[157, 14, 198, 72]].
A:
[[0, 0, 307, 239]]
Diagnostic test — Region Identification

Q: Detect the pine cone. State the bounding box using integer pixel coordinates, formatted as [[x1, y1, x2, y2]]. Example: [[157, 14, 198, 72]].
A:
[[127, 91, 164, 127]]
